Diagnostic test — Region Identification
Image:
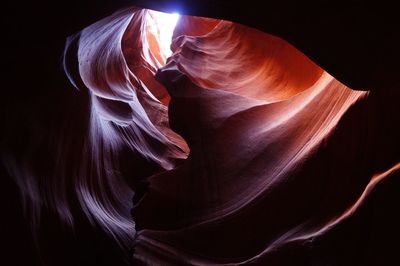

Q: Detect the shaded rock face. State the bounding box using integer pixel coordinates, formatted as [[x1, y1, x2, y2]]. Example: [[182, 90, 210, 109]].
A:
[[2, 4, 399, 266]]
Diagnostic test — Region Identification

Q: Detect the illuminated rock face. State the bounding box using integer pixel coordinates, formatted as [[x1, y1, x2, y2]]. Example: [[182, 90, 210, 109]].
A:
[[7, 6, 399, 266], [128, 13, 400, 264]]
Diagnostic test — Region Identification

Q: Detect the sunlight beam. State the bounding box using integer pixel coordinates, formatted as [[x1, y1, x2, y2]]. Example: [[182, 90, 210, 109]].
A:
[[147, 10, 180, 59]]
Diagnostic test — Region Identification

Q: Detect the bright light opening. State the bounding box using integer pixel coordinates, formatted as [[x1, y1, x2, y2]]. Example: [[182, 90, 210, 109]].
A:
[[147, 11, 180, 59]]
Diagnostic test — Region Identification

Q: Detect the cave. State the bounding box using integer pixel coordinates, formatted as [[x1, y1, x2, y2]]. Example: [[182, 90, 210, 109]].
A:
[[2, 1, 400, 265]]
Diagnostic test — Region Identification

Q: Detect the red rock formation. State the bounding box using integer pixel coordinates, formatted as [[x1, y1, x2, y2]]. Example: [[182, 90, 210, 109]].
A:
[[3, 6, 399, 266], [130, 13, 400, 264]]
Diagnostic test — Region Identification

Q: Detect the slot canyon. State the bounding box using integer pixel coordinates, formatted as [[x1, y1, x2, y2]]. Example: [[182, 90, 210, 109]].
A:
[[2, 1, 399, 265]]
